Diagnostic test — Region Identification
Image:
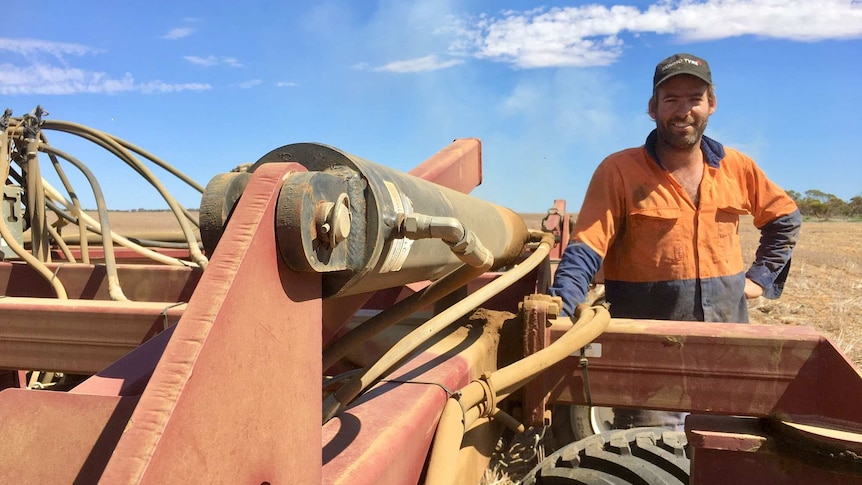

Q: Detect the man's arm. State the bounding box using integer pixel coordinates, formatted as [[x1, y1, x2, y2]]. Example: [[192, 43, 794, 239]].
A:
[[549, 242, 603, 316], [744, 209, 802, 299]]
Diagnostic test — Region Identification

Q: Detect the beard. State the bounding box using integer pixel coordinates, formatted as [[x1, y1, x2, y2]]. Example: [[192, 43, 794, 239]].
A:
[[656, 115, 708, 150]]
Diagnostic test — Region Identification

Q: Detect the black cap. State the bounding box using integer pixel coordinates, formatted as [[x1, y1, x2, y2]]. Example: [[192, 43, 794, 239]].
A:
[[653, 53, 712, 91]]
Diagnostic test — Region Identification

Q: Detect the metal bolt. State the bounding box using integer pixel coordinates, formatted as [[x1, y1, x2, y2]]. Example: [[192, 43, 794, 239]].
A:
[[316, 193, 351, 248]]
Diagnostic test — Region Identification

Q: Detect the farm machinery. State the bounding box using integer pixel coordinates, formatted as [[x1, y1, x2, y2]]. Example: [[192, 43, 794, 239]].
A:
[[0, 107, 861, 484]]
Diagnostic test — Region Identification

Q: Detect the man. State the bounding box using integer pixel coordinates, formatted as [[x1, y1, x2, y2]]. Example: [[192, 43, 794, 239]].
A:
[[549, 53, 802, 429]]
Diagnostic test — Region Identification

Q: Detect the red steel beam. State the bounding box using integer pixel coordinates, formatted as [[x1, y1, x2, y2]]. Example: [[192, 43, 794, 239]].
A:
[[546, 319, 862, 426], [0, 163, 324, 484], [0, 297, 185, 374], [322, 313, 500, 484], [50, 247, 193, 264], [0, 261, 201, 301], [98, 162, 323, 484], [0, 390, 140, 484], [407, 138, 482, 194], [687, 415, 862, 484]]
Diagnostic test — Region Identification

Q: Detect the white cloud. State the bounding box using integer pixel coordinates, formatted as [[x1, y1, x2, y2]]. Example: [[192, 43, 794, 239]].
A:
[[184, 55, 242, 68], [139, 80, 212, 94], [237, 79, 262, 89], [276, 81, 298, 88], [372, 54, 464, 73], [0, 37, 100, 58], [0, 36, 211, 95], [452, 0, 862, 68], [163, 27, 195, 40], [0, 63, 211, 95]]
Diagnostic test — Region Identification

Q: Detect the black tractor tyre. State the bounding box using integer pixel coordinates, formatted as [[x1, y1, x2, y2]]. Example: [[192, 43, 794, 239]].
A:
[[523, 427, 690, 485]]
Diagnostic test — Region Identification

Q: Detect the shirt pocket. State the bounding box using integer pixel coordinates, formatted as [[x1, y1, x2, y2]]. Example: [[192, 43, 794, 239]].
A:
[[716, 205, 747, 239], [714, 205, 747, 266], [627, 206, 684, 270]]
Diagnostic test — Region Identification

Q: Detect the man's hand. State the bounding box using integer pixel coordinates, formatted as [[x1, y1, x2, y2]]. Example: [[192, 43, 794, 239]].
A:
[[744, 278, 764, 299]]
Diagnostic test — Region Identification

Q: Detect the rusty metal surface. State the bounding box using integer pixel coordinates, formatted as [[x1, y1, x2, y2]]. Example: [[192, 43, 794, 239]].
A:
[[70, 326, 176, 397], [0, 163, 324, 484], [522, 296, 555, 428], [323, 350, 468, 485], [49, 247, 194, 264], [0, 389, 139, 485], [95, 162, 323, 484], [323, 311, 502, 484], [0, 297, 185, 374], [0, 261, 201, 301], [541, 199, 570, 261], [546, 319, 862, 426], [687, 415, 862, 485]]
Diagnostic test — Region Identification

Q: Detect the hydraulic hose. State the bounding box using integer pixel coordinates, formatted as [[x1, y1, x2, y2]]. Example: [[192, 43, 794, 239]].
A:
[[2, 111, 203, 275], [42, 181, 197, 267], [0, 117, 67, 298], [424, 303, 611, 485], [322, 230, 555, 424], [322, 262, 489, 372], [323, 212, 503, 372], [39, 144, 128, 300], [40, 120, 208, 268], [41, 131, 91, 263]]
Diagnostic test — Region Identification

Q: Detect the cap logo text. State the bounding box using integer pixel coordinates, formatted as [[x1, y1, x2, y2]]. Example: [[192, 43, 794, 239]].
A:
[[662, 58, 700, 72]]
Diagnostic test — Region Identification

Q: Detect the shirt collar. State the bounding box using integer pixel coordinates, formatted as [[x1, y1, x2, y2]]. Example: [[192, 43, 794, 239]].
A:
[[645, 129, 725, 169]]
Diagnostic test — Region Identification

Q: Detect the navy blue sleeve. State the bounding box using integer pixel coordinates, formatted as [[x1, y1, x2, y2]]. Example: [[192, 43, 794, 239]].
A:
[[745, 209, 802, 299], [548, 242, 603, 316]]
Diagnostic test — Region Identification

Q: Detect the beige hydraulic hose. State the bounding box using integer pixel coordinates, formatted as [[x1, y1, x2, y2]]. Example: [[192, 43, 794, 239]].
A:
[[24, 136, 49, 261], [45, 222, 76, 263], [323, 212, 511, 372], [40, 131, 91, 263], [2, 111, 203, 294], [39, 144, 128, 300], [41, 120, 208, 268], [424, 303, 611, 485], [322, 231, 555, 424], [322, 262, 489, 372], [41, 182, 197, 267], [0, 120, 68, 298]]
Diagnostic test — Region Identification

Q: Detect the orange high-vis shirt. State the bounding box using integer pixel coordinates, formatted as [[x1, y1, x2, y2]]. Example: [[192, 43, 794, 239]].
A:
[[576, 145, 796, 283], [552, 132, 800, 321]]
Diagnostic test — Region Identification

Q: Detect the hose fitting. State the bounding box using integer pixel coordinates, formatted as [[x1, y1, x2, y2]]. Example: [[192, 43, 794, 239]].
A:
[[398, 213, 493, 268]]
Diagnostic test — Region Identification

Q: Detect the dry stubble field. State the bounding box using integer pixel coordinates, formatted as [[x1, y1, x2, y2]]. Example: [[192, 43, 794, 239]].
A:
[[740, 217, 862, 367], [99, 211, 862, 367]]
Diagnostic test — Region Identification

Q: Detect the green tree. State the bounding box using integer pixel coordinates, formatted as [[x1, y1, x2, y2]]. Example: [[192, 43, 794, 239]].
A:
[[801, 190, 847, 219]]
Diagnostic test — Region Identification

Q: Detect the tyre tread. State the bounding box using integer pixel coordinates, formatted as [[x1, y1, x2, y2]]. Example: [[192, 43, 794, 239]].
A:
[[524, 427, 690, 485]]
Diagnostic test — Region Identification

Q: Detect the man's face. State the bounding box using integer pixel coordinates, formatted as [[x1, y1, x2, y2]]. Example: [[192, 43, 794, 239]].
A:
[[649, 75, 716, 150]]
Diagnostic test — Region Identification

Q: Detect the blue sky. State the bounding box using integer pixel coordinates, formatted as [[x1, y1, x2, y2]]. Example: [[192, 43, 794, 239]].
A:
[[2, 0, 861, 212]]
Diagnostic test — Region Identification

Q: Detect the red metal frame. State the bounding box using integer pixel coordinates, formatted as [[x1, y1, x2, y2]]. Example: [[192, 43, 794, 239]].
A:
[[0, 138, 489, 484], [546, 319, 862, 423]]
